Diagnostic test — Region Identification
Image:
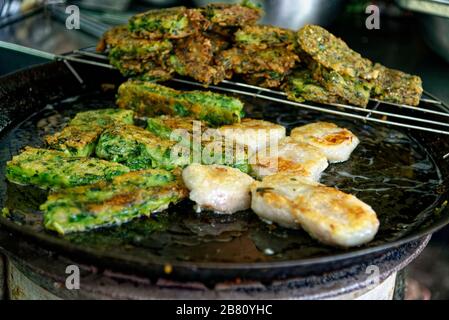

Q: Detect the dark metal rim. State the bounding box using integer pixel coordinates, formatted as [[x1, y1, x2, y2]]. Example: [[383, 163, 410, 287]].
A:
[[0, 207, 447, 271]]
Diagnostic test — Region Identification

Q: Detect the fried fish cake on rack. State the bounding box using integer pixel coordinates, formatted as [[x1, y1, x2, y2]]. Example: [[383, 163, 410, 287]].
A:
[[283, 69, 348, 105], [169, 34, 226, 85], [371, 63, 423, 106], [235, 25, 296, 50], [182, 163, 255, 214], [297, 24, 378, 81], [111, 58, 173, 80], [218, 47, 299, 87], [97, 25, 173, 79], [290, 122, 360, 163], [203, 2, 262, 27], [116, 80, 244, 126], [129, 7, 207, 39], [305, 59, 372, 107], [250, 137, 328, 181], [97, 25, 172, 60], [250, 174, 380, 247]]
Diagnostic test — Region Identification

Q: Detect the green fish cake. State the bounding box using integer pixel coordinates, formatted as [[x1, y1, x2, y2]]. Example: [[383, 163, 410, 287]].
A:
[[146, 115, 207, 141], [116, 80, 244, 126], [310, 62, 372, 107], [371, 63, 423, 106], [69, 109, 135, 127], [297, 24, 377, 81], [235, 25, 296, 50], [42, 169, 188, 234], [45, 109, 134, 156], [146, 116, 251, 173], [98, 25, 173, 60], [203, 1, 262, 27], [95, 124, 191, 170], [218, 47, 299, 88], [6, 147, 130, 190], [129, 7, 206, 39], [168, 34, 226, 85], [284, 69, 347, 105], [45, 125, 104, 157]]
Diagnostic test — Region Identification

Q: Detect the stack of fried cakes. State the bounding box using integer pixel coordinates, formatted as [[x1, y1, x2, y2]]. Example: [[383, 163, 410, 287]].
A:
[[98, 2, 423, 107]]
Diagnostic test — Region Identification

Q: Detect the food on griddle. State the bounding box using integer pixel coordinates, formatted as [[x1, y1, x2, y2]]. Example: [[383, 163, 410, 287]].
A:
[[128, 7, 206, 40], [290, 122, 360, 163], [218, 47, 299, 88], [41, 169, 187, 234], [168, 34, 226, 85], [371, 63, 423, 106], [45, 109, 134, 157], [182, 163, 254, 214], [235, 25, 296, 50], [45, 126, 104, 158], [250, 137, 328, 181], [251, 173, 380, 247], [146, 115, 207, 141], [146, 115, 251, 173], [6, 147, 129, 190], [283, 69, 347, 105], [95, 124, 191, 171], [202, 1, 262, 27], [69, 109, 135, 126], [218, 118, 286, 153], [116, 80, 244, 125]]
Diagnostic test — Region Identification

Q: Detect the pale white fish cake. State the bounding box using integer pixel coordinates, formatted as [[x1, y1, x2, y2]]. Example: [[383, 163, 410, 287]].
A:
[[219, 118, 286, 153], [251, 173, 309, 229], [251, 174, 379, 247], [290, 122, 360, 163], [182, 163, 255, 214], [250, 137, 328, 181]]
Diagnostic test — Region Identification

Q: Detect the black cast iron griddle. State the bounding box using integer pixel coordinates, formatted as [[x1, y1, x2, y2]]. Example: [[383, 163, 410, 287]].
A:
[[0, 61, 448, 282]]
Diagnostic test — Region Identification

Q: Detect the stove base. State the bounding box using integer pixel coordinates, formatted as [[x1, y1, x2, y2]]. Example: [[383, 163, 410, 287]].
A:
[[0, 235, 430, 300]]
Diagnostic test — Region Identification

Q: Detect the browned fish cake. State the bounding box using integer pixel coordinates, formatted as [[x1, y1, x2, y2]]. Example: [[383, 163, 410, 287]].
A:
[[203, 2, 262, 27], [371, 63, 423, 106], [169, 34, 226, 85], [297, 24, 378, 81], [128, 7, 208, 40], [218, 47, 299, 87], [235, 25, 296, 50], [283, 69, 348, 105]]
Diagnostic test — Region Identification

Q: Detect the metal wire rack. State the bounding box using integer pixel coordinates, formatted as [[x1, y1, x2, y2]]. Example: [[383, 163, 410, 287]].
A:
[[71, 48, 449, 135], [1, 40, 449, 159]]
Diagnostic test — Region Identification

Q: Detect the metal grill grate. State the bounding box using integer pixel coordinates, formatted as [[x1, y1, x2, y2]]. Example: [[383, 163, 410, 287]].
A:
[[1, 39, 448, 146], [69, 48, 449, 138]]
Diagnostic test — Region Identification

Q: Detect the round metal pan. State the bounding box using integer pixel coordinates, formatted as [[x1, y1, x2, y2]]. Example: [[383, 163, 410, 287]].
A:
[[0, 61, 448, 282]]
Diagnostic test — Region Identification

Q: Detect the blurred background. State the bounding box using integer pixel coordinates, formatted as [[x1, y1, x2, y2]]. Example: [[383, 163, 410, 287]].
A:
[[0, 0, 449, 299]]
